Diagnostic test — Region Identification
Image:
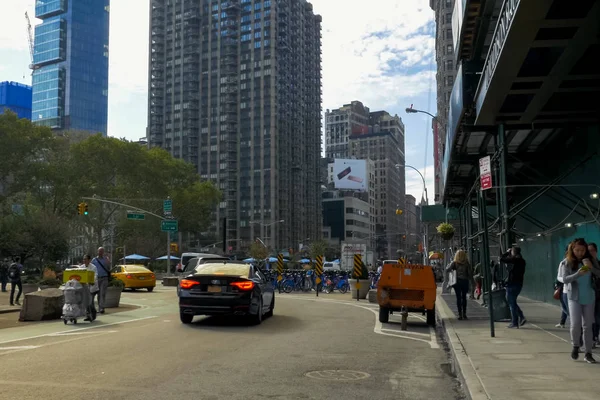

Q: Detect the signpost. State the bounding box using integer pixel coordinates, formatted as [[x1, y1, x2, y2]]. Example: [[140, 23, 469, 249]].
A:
[[163, 199, 172, 215], [127, 212, 145, 220], [315, 256, 324, 297], [161, 220, 178, 232], [479, 155, 493, 190], [276, 254, 284, 293], [353, 254, 362, 302]]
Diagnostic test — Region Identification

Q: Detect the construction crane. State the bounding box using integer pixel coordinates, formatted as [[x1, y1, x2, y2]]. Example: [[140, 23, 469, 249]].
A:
[[25, 11, 38, 74]]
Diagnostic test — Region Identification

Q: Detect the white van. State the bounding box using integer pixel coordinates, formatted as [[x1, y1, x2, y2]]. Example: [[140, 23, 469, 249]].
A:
[[323, 261, 341, 272]]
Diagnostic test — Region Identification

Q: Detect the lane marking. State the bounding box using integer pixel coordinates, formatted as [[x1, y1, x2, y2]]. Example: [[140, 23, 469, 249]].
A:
[[46, 330, 118, 336], [0, 346, 40, 350], [381, 328, 431, 338], [0, 315, 157, 346], [282, 296, 440, 349]]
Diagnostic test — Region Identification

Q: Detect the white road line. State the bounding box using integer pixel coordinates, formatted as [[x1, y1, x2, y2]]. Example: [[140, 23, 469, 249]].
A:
[[529, 323, 570, 343], [282, 296, 440, 349], [0, 346, 40, 350], [0, 315, 157, 346], [381, 328, 431, 338], [46, 330, 118, 336]]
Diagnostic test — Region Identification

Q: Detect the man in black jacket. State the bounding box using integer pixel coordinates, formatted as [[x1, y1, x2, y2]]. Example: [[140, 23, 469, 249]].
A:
[[501, 246, 527, 328]]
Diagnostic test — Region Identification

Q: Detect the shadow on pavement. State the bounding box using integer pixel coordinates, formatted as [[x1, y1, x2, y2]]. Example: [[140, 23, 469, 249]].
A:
[[185, 314, 301, 332]]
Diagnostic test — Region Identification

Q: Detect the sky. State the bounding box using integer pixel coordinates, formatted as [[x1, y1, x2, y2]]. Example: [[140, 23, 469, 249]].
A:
[[0, 0, 437, 206]]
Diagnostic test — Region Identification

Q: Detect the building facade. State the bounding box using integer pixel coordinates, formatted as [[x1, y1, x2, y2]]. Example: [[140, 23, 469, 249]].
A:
[[0, 82, 32, 120], [324, 101, 406, 259], [147, 0, 322, 251], [31, 0, 110, 135], [322, 192, 375, 251], [430, 0, 456, 204]]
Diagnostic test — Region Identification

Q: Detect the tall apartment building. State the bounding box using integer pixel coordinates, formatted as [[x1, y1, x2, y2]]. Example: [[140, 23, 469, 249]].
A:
[[324, 101, 406, 259], [430, 0, 457, 203], [31, 0, 110, 135], [147, 0, 322, 251]]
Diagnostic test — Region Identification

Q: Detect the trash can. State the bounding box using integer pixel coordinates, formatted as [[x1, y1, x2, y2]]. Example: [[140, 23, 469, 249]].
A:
[[482, 289, 512, 321]]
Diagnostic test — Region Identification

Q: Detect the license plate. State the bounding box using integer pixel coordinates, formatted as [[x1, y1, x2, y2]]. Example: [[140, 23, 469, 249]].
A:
[[207, 286, 221, 293], [138, 277, 145, 280]]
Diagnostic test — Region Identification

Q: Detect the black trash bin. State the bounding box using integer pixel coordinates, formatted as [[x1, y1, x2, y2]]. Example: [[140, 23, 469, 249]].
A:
[[482, 288, 512, 322]]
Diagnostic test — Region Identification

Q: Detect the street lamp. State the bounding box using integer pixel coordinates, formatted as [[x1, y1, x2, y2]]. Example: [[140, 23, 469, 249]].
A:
[[395, 164, 429, 205], [251, 220, 285, 252]]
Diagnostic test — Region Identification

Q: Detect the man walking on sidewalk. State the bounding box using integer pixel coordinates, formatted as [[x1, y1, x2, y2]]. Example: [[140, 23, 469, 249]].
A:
[[8, 257, 23, 306], [501, 246, 527, 328], [0, 258, 9, 292], [92, 247, 111, 314]]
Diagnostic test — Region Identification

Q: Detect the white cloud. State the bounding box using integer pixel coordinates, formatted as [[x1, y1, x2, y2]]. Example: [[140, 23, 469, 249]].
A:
[[405, 165, 435, 205], [0, 1, 36, 51]]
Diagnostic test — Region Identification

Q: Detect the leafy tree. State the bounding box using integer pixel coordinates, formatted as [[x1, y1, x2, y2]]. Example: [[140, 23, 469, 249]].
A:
[[249, 242, 268, 261], [308, 239, 328, 263]]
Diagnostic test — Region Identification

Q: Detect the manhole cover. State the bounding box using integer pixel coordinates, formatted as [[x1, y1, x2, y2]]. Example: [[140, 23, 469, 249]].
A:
[[305, 370, 371, 381]]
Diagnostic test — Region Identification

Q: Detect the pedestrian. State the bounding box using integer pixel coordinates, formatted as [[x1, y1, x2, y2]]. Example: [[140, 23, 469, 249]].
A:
[[500, 246, 527, 328], [445, 249, 474, 320], [81, 254, 98, 321], [587, 242, 600, 348], [0, 258, 9, 292], [8, 257, 23, 306], [472, 262, 482, 300], [555, 276, 569, 328], [92, 247, 111, 314], [558, 238, 600, 363]]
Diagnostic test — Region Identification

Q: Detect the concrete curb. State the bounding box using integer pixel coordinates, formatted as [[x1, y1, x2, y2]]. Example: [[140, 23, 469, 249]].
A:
[[0, 308, 20, 315], [436, 294, 490, 400]]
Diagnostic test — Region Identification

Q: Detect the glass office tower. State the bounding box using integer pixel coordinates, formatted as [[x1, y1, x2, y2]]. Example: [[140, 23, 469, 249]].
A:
[[31, 0, 110, 135]]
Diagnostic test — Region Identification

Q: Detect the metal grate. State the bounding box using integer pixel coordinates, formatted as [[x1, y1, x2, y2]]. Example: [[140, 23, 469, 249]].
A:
[[389, 289, 424, 301]]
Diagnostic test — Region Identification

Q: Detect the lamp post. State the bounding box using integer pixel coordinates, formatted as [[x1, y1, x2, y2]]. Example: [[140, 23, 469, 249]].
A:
[[251, 220, 285, 253]]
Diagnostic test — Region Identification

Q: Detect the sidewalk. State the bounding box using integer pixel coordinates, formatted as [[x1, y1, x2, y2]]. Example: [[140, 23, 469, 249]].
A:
[[437, 289, 600, 400], [0, 287, 21, 314]]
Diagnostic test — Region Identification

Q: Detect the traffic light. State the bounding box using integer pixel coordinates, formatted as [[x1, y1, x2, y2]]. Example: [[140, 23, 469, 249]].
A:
[[83, 203, 88, 215], [77, 203, 83, 215], [395, 209, 403, 215], [170, 243, 178, 253]]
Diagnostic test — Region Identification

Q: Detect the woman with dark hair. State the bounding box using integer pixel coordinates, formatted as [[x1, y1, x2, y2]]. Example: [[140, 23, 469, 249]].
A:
[[558, 238, 600, 363], [588, 242, 600, 347]]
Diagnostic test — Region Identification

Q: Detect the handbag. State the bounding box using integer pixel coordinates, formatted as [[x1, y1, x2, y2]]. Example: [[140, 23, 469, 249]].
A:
[[553, 288, 561, 300], [448, 269, 457, 288]]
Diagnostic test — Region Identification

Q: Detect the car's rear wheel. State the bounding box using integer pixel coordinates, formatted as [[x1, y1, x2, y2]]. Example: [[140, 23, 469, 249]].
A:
[[265, 296, 274, 318], [379, 306, 389, 323], [250, 298, 263, 325], [147, 287, 154, 292], [180, 312, 193, 324]]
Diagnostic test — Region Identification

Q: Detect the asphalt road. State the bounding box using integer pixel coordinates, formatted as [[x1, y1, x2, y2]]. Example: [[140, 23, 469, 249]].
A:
[[0, 288, 465, 400]]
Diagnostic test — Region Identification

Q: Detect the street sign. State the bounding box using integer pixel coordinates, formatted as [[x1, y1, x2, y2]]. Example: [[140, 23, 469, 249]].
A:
[[161, 220, 178, 232], [170, 243, 178, 253], [127, 212, 145, 220], [163, 199, 172, 215], [479, 156, 493, 190]]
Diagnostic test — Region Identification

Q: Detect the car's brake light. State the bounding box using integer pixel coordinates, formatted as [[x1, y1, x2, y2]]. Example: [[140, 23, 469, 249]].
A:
[[126, 274, 133, 279], [150, 274, 155, 279], [230, 281, 254, 291], [180, 279, 200, 289]]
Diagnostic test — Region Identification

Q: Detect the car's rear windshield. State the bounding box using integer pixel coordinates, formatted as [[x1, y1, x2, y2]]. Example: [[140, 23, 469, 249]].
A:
[[194, 263, 250, 278], [124, 266, 150, 272]]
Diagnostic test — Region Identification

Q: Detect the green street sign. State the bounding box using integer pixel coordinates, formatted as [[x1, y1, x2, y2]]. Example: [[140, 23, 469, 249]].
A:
[[127, 212, 145, 220], [163, 199, 172, 214], [161, 220, 178, 232]]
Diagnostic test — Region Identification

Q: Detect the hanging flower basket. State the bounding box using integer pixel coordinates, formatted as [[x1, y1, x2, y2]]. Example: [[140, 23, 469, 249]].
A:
[[437, 223, 455, 241]]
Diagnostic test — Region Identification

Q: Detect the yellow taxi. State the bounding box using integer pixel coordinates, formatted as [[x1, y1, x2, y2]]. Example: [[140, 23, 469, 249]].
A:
[[111, 264, 156, 292]]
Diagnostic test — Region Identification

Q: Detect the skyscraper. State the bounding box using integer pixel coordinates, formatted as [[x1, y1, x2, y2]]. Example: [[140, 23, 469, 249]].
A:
[[31, 0, 110, 135], [430, 0, 457, 203], [325, 101, 406, 259], [147, 0, 322, 251]]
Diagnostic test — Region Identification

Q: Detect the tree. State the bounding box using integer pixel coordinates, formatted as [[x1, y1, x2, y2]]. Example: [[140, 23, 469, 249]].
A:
[[249, 242, 268, 261], [308, 239, 328, 262]]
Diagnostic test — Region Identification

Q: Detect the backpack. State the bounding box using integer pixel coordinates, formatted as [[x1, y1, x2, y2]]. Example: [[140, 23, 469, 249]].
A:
[[8, 264, 20, 280]]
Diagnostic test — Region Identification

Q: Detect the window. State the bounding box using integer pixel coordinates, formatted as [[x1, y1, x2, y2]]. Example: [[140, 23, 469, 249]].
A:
[[446, 59, 453, 71], [446, 28, 452, 40], [445, 0, 452, 7], [445, 13, 452, 23], [446, 43, 453, 54]]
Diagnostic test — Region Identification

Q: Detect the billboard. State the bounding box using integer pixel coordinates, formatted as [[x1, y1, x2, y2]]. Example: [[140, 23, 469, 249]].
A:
[[333, 159, 367, 191]]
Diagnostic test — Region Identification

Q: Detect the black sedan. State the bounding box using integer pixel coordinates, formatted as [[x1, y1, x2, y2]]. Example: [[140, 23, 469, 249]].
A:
[[178, 261, 275, 325]]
